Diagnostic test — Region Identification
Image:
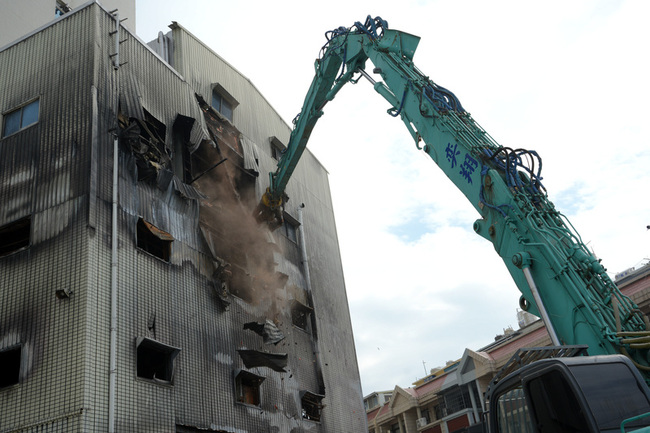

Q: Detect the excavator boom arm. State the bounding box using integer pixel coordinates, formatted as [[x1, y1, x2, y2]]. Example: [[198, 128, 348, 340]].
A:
[[256, 16, 650, 382]]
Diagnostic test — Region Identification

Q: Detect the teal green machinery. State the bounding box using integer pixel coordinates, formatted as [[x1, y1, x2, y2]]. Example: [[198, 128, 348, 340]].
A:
[[255, 16, 650, 382]]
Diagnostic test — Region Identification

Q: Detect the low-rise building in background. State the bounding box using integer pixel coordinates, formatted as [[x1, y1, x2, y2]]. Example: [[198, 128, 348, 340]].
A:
[[365, 262, 650, 433]]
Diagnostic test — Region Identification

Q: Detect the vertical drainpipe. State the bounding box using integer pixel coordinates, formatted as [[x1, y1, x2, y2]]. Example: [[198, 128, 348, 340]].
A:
[[297, 204, 326, 393], [297, 204, 312, 292], [108, 128, 119, 433], [108, 10, 120, 433]]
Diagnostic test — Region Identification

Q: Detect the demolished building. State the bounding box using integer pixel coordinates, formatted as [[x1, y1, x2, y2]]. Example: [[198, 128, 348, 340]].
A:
[[0, 2, 366, 431]]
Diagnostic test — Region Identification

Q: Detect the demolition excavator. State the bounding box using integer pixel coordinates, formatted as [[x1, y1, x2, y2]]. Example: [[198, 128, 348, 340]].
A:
[[255, 16, 650, 432]]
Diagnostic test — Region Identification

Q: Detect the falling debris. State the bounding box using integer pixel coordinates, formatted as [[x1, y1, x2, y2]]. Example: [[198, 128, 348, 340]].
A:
[[237, 349, 288, 372], [243, 320, 285, 345]]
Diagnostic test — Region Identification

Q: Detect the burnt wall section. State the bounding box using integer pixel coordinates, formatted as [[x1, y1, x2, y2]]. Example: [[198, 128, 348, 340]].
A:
[[97, 4, 335, 432], [0, 5, 97, 431]]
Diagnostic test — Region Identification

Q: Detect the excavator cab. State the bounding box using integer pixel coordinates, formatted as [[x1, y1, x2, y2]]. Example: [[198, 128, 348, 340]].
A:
[[488, 353, 650, 433]]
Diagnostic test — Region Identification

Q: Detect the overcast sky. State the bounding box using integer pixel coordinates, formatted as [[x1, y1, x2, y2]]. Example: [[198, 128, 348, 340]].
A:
[[135, 0, 650, 395]]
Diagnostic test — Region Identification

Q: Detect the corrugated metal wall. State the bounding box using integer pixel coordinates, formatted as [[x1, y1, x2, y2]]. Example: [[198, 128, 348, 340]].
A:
[[169, 21, 367, 433], [0, 2, 365, 432]]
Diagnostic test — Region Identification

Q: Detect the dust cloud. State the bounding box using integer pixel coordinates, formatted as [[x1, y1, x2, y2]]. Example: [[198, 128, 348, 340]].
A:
[[194, 104, 289, 317]]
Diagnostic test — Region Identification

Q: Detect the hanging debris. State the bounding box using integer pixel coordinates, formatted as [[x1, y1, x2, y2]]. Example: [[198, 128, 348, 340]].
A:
[[243, 320, 285, 345], [237, 349, 288, 373], [118, 110, 171, 182]]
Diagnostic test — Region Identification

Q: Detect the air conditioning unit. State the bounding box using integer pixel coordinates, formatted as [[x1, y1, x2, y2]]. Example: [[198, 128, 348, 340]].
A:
[[416, 417, 428, 428]]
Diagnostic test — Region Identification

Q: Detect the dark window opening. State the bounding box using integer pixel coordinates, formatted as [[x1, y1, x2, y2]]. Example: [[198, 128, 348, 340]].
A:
[[137, 218, 173, 262], [136, 337, 180, 384], [2, 99, 39, 138], [0, 345, 21, 388], [211, 87, 235, 122], [172, 114, 194, 183], [235, 370, 264, 406], [301, 391, 324, 422], [291, 300, 312, 330], [0, 216, 31, 257]]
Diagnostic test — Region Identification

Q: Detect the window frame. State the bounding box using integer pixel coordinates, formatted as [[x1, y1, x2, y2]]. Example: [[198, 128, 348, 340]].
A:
[[210, 84, 238, 123], [136, 218, 173, 262], [234, 369, 265, 407], [135, 337, 181, 385], [301, 391, 325, 422], [2, 98, 40, 138], [291, 299, 313, 331], [270, 136, 285, 161]]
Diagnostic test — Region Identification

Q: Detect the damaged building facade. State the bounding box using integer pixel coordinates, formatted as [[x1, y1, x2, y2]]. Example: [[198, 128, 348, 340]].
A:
[[0, 2, 365, 432]]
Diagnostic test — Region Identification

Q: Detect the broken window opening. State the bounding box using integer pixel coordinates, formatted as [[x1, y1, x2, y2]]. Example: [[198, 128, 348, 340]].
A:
[[118, 109, 170, 182], [211, 85, 236, 123], [233, 165, 257, 205], [301, 391, 324, 422], [0, 345, 21, 388], [0, 216, 31, 258], [291, 300, 313, 331], [2, 99, 39, 138], [136, 337, 180, 384], [136, 218, 173, 262], [270, 136, 285, 161], [172, 114, 195, 184], [235, 370, 264, 406], [143, 109, 167, 148]]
